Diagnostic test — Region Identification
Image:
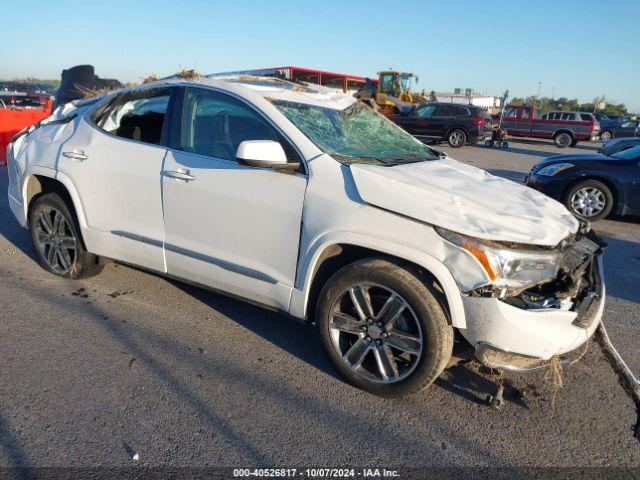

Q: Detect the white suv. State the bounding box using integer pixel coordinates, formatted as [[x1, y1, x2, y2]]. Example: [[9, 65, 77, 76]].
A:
[[6, 76, 606, 397]]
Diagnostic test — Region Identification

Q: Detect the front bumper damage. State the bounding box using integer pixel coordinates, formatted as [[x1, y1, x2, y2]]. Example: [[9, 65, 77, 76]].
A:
[[459, 231, 606, 372]]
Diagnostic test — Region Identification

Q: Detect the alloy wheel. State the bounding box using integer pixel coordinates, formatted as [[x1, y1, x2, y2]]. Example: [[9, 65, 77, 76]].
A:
[[600, 131, 612, 141], [34, 207, 77, 274], [328, 283, 423, 384], [449, 130, 465, 147], [570, 187, 606, 218]]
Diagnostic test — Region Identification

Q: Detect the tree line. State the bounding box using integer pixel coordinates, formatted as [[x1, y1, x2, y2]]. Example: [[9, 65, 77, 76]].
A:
[[509, 95, 630, 115]]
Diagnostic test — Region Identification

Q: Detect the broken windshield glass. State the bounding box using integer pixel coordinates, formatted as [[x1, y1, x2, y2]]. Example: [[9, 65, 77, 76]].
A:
[[271, 100, 438, 165]]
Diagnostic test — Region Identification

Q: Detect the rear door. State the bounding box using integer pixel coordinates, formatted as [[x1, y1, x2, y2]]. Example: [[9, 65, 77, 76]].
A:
[[59, 87, 173, 271]]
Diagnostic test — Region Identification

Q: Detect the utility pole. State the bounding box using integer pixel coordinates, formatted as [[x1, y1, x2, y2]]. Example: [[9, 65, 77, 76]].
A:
[[537, 82, 542, 109]]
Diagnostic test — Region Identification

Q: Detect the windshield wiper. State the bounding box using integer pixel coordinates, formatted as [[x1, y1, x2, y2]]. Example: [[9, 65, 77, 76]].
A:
[[378, 155, 436, 165]]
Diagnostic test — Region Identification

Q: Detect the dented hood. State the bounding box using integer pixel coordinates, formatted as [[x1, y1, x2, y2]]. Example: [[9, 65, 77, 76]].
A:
[[350, 158, 579, 246]]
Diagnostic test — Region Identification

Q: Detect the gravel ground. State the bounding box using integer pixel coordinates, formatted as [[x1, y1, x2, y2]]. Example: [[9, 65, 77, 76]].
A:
[[1, 138, 639, 471]]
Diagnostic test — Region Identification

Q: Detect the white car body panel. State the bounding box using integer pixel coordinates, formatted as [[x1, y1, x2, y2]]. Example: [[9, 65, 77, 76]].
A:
[[162, 149, 306, 310], [351, 159, 579, 247], [60, 119, 167, 272], [289, 154, 478, 328], [6, 75, 605, 369]]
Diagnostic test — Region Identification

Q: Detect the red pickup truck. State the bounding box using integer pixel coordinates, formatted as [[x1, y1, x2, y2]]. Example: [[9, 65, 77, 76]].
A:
[[497, 105, 600, 148]]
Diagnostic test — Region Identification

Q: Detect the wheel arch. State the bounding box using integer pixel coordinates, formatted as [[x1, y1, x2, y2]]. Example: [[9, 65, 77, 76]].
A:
[[445, 124, 470, 139], [292, 237, 466, 329], [22, 168, 88, 232], [553, 128, 576, 140]]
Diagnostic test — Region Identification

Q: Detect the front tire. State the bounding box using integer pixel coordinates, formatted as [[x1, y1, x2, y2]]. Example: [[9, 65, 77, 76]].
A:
[[30, 193, 102, 278], [447, 129, 466, 148], [565, 179, 614, 221], [600, 130, 612, 141], [316, 258, 453, 397]]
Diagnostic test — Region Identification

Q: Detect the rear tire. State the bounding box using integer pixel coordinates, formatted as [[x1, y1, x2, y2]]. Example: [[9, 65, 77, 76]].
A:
[[600, 130, 612, 141], [316, 258, 453, 398], [564, 179, 614, 221], [554, 132, 573, 148], [29, 193, 102, 279], [447, 129, 466, 148]]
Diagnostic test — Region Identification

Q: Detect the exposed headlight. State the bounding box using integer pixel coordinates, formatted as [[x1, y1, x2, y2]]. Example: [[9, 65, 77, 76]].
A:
[[436, 227, 560, 292], [536, 163, 574, 176]]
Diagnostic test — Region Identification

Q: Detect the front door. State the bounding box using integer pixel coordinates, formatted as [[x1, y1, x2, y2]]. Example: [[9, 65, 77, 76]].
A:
[[411, 104, 439, 139], [161, 87, 306, 310], [58, 87, 172, 271], [616, 121, 640, 138]]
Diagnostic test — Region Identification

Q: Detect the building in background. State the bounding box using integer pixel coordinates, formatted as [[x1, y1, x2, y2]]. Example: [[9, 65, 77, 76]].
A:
[[432, 89, 502, 113], [211, 66, 377, 95]]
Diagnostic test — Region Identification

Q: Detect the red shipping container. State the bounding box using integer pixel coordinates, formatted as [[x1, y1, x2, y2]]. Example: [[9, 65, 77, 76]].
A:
[[0, 100, 52, 165]]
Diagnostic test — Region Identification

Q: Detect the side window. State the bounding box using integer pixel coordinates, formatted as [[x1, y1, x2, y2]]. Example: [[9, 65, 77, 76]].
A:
[[580, 114, 592, 121], [520, 109, 530, 119], [541, 113, 548, 119], [435, 105, 454, 116], [179, 88, 298, 162], [416, 104, 437, 117], [562, 113, 575, 121], [456, 106, 471, 116], [503, 107, 517, 118], [97, 89, 170, 145]]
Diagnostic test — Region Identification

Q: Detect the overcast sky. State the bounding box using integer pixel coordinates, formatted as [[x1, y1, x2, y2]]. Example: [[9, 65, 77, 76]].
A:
[[3, 0, 639, 111]]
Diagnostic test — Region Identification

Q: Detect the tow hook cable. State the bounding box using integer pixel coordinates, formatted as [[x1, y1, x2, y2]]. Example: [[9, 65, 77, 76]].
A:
[[595, 322, 640, 442]]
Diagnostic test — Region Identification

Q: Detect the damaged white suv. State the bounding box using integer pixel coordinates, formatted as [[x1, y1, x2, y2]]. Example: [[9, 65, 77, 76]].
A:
[[7, 76, 606, 397]]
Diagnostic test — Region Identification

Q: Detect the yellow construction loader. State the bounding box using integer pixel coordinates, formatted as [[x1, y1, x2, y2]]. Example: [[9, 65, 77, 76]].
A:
[[355, 70, 425, 115]]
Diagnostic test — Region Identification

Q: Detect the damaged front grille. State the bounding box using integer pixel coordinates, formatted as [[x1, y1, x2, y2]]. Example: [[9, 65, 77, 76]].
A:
[[475, 229, 605, 321], [505, 232, 604, 317]]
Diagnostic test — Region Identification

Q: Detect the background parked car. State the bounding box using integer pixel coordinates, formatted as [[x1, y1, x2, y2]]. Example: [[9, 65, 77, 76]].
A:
[[527, 144, 640, 221], [498, 106, 600, 148], [612, 120, 640, 139], [594, 113, 622, 141], [598, 137, 640, 155], [387, 102, 493, 148]]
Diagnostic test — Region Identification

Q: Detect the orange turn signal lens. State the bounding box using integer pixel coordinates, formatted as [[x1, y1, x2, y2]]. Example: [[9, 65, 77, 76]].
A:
[[464, 243, 497, 281]]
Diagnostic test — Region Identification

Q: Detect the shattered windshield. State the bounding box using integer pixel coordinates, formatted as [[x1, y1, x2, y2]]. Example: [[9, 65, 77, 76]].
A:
[[271, 100, 438, 165]]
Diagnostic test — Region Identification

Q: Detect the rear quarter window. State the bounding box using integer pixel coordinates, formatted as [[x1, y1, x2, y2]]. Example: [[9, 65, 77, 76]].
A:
[[94, 88, 171, 145]]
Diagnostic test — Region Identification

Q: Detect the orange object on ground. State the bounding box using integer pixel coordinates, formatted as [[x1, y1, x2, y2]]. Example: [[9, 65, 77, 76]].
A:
[[0, 100, 52, 165]]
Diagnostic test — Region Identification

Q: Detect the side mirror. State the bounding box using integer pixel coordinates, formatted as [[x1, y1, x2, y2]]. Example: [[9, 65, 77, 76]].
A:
[[236, 140, 297, 170]]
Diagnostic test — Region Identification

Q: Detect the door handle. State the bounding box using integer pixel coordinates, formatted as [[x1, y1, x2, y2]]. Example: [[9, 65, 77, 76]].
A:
[[62, 150, 88, 161], [165, 169, 195, 182]]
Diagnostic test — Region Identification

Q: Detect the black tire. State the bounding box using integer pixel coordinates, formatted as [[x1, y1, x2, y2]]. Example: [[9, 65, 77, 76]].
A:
[[447, 129, 466, 148], [554, 131, 573, 148], [316, 257, 453, 398], [564, 179, 614, 221], [29, 193, 102, 278], [600, 130, 613, 142]]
